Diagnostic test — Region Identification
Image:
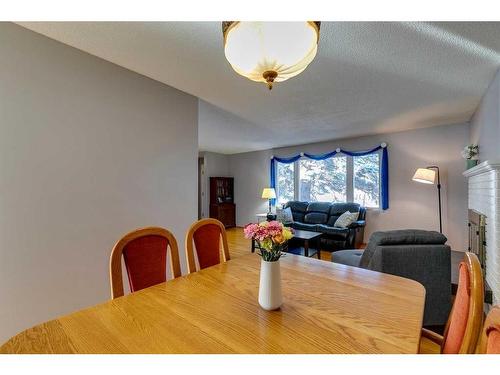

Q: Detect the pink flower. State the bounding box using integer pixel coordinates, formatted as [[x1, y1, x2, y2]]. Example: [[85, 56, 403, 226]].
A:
[[243, 223, 259, 239], [244, 221, 293, 245]]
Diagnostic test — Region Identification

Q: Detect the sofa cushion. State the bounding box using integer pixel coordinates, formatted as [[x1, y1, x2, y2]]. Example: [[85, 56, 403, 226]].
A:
[[276, 207, 294, 224], [306, 202, 331, 214], [359, 229, 448, 268], [304, 212, 328, 224], [334, 211, 359, 228], [304, 202, 330, 224], [291, 222, 317, 232], [332, 250, 363, 267], [316, 224, 349, 238], [284, 201, 308, 222], [327, 203, 360, 226], [329, 202, 361, 216], [285, 201, 308, 212]]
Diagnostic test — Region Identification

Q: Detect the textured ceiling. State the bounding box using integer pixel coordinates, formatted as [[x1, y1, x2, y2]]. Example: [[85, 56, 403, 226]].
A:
[[17, 22, 500, 154]]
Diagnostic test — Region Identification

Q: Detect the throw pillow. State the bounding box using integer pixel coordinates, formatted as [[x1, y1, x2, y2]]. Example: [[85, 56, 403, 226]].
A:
[[334, 211, 359, 228], [276, 207, 294, 224]]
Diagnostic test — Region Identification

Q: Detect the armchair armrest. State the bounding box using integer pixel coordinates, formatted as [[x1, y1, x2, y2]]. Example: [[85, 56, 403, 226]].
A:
[[421, 328, 444, 346], [348, 220, 365, 228]]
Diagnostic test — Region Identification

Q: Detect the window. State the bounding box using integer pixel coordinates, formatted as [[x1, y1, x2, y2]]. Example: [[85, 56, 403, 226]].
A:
[[275, 151, 381, 208], [298, 157, 347, 202], [353, 153, 380, 208], [276, 161, 295, 206]]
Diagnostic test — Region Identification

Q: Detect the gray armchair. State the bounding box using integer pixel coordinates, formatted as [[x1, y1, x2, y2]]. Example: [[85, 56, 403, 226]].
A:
[[332, 229, 451, 327]]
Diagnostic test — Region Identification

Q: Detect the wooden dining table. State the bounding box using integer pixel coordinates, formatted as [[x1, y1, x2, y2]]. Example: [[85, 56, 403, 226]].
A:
[[0, 253, 425, 354]]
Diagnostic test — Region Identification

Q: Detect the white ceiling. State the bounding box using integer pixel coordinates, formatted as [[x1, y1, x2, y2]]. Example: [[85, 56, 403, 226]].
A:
[[17, 22, 500, 154]]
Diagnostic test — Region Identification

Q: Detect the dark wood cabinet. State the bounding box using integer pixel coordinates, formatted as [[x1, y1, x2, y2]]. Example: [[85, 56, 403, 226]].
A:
[[209, 177, 235, 228]]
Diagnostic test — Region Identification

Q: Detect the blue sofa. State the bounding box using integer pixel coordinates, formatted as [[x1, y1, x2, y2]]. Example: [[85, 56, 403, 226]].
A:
[[283, 201, 366, 251]]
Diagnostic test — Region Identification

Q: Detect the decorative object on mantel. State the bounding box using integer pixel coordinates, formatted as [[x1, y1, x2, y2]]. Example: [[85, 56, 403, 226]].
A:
[[269, 143, 389, 210], [244, 221, 293, 310], [412, 166, 443, 233], [462, 144, 479, 169], [261, 188, 276, 214], [222, 22, 321, 90]]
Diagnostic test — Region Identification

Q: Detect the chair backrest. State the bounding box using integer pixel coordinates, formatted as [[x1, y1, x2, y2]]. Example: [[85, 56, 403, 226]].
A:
[[441, 252, 484, 354], [109, 227, 181, 299], [477, 305, 500, 354], [284, 201, 309, 222], [359, 229, 447, 269], [185, 218, 230, 274]]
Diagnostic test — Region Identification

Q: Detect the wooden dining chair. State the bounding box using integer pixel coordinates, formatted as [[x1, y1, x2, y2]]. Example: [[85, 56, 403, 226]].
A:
[[109, 227, 181, 299], [476, 305, 500, 354], [185, 218, 230, 274], [419, 252, 484, 354]]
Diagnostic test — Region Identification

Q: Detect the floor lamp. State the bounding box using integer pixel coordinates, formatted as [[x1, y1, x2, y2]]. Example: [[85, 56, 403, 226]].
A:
[[412, 166, 442, 233]]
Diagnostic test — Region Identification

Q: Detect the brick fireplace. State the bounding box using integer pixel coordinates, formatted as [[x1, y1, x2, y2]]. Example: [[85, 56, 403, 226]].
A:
[[464, 161, 500, 305]]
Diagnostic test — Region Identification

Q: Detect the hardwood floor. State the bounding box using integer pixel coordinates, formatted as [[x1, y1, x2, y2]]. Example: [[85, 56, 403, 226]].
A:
[[226, 227, 334, 262]]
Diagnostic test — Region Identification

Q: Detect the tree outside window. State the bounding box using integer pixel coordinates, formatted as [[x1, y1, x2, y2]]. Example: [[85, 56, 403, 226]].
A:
[[299, 157, 346, 202]]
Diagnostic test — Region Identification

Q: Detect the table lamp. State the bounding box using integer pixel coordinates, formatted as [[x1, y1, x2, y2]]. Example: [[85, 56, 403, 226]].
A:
[[412, 166, 442, 233], [261, 188, 276, 214]]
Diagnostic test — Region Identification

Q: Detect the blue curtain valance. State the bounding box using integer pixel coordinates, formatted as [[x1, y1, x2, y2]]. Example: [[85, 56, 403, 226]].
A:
[[270, 144, 389, 210]]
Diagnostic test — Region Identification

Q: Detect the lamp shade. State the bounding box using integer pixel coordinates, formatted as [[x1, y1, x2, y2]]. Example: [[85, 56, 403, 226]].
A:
[[412, 168, 436, 184], [261, 188, 276, 199], [223, 22, 320, 89]]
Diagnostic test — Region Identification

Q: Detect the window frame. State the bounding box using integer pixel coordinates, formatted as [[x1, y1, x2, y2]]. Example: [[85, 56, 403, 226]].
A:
[[275, 150, 382, 208]]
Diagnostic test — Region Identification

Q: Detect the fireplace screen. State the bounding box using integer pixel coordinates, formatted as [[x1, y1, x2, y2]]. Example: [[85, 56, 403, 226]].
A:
[[468, 209, 486, 271]]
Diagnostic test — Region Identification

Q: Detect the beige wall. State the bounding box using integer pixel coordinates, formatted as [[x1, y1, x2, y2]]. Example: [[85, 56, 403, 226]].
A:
[[470, 68, 500, 162], [229, 123, 470, 251], [0, 24, 198, 342]]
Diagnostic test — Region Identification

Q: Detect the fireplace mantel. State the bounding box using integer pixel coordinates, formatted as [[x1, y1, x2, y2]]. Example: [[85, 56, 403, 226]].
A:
[[464, 159, 500, 305], [463, 160, 500, 178]]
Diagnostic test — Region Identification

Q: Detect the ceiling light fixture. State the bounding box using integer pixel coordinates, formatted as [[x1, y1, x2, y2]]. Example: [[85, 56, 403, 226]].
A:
[[222, 22, 321, 90]]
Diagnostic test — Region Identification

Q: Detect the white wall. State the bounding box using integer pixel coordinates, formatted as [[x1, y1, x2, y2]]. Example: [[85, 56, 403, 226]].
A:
[[229, 123, 470, 251], [198, 151, 231, 218], [470, 68, 500, 162], [0, 23, 198, 342]]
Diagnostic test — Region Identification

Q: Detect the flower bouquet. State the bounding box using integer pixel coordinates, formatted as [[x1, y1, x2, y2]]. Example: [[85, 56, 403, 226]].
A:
[[461, 144, 479, 169], [244, 221, 294, 310], [244, 221, 293, 261]]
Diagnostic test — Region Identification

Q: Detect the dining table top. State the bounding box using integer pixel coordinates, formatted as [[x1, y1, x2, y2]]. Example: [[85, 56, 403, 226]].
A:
[[0, 253, 425, 354]]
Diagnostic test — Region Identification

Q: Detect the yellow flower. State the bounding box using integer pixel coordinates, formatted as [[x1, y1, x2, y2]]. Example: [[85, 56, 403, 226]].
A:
[[283, 228, 293, 241], [273, 234, 285, 244]]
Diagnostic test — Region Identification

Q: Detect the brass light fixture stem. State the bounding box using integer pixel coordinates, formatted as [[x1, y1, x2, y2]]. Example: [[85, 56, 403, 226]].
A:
[[262, 70, 278, 90]]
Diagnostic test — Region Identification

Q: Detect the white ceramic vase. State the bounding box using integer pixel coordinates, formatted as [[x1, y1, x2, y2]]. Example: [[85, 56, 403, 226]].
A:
[[258, 259, 283, 310]]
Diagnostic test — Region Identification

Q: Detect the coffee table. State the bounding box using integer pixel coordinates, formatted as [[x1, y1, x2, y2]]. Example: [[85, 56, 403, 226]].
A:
[[251, 229, 321, 259], [250, 229, 323, 259], [287, 229, 323, 259]]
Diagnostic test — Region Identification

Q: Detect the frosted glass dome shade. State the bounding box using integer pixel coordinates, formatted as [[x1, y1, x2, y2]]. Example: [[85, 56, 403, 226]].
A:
[[223, 22, 320, 89]]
